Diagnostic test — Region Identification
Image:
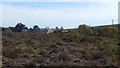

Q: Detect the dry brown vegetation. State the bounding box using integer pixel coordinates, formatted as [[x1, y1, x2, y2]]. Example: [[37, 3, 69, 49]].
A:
[[2, 25, 120, 67]]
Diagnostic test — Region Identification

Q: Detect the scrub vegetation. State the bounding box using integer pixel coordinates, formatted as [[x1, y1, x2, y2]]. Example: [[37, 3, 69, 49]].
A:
[[2, 23, 120, 67]]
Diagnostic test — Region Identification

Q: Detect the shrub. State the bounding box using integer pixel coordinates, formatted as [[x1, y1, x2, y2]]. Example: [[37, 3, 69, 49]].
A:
[[3, 48, 20, 59]]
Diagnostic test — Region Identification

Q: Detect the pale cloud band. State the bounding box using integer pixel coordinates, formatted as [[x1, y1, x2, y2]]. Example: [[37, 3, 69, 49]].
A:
[[1, 2, 118, 28], [1, 1, 119, 28], [118, 1, 120, 24], [2, 0, 119, 3]]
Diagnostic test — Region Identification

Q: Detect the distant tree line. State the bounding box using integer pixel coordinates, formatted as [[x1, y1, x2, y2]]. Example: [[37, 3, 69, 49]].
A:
[[2, 23, 28, 32], [1, 23, 119, 37], [2, 23, 68, 33]]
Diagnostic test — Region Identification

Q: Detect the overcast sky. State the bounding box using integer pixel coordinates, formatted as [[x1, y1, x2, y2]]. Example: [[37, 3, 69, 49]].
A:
[[1, 0, 119, 28]]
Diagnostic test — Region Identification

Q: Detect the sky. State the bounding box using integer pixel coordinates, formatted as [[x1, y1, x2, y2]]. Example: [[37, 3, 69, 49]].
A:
[[1, 0, 119, 28]]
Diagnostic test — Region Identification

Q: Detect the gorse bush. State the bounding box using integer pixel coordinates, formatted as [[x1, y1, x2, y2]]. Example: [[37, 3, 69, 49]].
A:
[[78, 24, 93, 36]]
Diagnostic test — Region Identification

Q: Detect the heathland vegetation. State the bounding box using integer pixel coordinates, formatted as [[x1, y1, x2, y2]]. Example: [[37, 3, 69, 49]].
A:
[[2, 23, 120, 67]]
